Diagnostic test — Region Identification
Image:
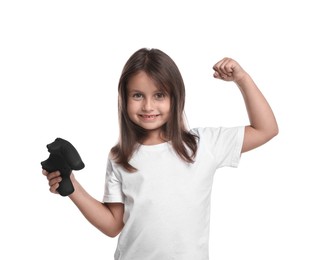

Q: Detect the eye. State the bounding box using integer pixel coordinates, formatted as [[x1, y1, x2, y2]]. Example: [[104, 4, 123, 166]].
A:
[[132, 93, 143, 100], [154, 92, 166, 100]]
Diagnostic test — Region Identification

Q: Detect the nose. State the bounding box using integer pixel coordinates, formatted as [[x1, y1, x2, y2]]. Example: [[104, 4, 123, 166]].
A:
[[142, 97, 154, 112]]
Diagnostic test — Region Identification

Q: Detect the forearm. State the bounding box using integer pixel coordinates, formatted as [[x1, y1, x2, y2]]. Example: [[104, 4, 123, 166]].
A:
[[236, 74, 278, 151], [69, 178, 123, 237]]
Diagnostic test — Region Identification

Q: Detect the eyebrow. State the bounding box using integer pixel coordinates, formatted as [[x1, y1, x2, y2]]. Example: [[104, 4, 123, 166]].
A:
[[128, 89, 145, 96], [128, 89, 165, 94], [129, 89, 143, 92]]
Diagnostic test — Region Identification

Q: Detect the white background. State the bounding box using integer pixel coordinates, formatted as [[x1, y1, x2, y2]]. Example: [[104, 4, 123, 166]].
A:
[[1, 0, 317, 259]]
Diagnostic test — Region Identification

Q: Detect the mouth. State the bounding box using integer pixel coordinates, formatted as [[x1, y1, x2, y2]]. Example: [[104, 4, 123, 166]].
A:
[[139, 114, 160, 119]]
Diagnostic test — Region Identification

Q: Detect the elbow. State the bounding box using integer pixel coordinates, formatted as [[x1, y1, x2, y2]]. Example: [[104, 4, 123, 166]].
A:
[[265, 118, 279, 140], [272, 123, 279, 138], [106, 233, 118, 238], [103, 224, 123, 238], [107, 230, 121, 238], [242, 123, 278, 153], [102, 230, 118, 238], [262, 115, 279, 140], [266, 124, 279, 142]]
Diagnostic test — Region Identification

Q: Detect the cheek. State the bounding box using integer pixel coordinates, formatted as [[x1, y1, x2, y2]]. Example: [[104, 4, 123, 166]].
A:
[[166, 98, 171, 112], [127, 101, 136, 118], [166, 103, 171, 114], [161, 100, 171, 116], [127, 100, 137, 110]]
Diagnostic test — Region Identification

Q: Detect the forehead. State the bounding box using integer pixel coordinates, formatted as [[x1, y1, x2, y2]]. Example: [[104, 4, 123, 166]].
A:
[[127, 71, 169, 94], [127, 71, 159, 92]]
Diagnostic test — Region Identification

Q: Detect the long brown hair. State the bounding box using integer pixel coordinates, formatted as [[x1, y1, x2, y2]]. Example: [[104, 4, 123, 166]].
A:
[[111, 48, 198, 172]]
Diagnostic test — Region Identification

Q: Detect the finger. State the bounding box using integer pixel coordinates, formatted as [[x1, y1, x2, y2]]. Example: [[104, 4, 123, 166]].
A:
[[214, 68, 230, 80], [42, 169, 60, 177], [224, 62, 234, 74], [213, 58, 230, 78], [46, 171, 61, 181], [49, 176, 62, 187], [213, 58, 226, 72], [213, 71, 221, 79], [50, 182, 60, 194], [219, 59, 234, 75], [42, 169, 48, 176]]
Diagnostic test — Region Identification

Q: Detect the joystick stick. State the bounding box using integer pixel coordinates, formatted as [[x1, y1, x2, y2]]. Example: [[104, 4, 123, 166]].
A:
[[41, 138, 85, 196]]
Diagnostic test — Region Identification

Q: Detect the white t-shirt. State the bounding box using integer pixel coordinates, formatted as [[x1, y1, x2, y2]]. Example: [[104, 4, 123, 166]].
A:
[[103, 127, 245, 260]]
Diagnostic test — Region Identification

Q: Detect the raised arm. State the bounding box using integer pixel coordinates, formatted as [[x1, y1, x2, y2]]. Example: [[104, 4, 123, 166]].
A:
[[213, 58, 278, 153]]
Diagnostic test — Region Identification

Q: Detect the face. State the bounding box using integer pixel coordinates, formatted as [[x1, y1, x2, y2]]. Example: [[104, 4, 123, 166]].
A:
[[127, 71, 171, 142]]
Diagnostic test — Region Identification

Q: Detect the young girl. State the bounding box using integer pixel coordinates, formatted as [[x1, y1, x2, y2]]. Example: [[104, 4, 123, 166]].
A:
[[43, 48, 278, 259]]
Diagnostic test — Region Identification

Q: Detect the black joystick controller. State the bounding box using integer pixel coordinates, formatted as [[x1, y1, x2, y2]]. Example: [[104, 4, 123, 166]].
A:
[[41, 138, 85, 196]]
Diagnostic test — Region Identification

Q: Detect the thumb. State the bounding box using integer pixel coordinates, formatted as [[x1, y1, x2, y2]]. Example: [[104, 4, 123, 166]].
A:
[[213, 71, 221, 79]]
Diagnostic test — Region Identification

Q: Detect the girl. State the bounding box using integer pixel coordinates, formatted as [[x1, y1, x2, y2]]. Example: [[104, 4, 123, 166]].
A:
[[43, 48, 278, 259]]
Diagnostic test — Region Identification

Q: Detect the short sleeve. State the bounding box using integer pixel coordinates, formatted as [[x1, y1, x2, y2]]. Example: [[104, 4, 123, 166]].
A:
[[103, 158, 125, 204], [193, 126, 245, 169]]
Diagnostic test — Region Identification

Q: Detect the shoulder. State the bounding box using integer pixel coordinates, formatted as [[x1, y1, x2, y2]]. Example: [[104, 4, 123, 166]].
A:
[[191, 126, 244, 134], [190, 127, 219, 136], [190, 126, 244, 144], [191, 127, 231, 138], [106, 150, 120, 172], [191, 127, 245, 168]]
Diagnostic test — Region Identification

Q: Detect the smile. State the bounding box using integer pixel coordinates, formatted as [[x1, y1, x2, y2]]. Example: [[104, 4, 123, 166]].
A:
[[139, 114, 160, 119]]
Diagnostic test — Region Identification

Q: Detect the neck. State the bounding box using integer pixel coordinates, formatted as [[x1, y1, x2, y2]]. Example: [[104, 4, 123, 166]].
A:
[[141, 130, 168, 145]]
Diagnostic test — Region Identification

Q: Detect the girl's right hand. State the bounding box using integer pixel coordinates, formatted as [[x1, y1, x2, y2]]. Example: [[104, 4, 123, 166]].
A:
[[213, 57, 247, 83], [42, 169, 63, 194]]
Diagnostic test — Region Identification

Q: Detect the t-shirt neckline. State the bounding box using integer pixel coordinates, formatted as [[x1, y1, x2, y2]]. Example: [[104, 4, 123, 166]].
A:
[[138, 141, 171, 151]]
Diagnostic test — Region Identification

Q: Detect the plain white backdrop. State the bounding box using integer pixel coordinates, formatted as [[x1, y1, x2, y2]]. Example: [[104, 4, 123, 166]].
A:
[[1, 0, 317, 259]]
